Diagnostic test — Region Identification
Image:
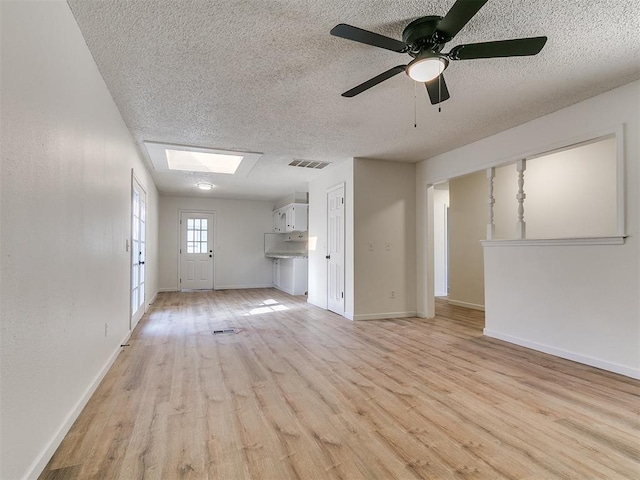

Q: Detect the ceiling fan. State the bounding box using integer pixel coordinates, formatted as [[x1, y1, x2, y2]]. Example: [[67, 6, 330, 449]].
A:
[[330, 0, 547, 104]]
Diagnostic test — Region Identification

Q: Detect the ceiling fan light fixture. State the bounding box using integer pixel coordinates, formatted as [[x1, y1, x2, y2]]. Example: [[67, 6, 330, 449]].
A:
[[406, 55, 448, 82]]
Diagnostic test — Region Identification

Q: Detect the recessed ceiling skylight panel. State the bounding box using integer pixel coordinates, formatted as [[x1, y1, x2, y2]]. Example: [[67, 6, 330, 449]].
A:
[[165, 149, 243, 174]]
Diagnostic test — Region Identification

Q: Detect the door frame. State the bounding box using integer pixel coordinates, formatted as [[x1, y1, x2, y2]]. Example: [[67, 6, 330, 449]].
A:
[[326, 183, 345, 315], [177, 209, 216, 291], [130, 171, 147, 330]]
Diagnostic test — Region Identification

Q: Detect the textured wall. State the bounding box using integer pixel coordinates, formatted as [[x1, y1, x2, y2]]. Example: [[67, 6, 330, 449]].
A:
[[0, 2, 158, 478], [157, 196, 274, 290]]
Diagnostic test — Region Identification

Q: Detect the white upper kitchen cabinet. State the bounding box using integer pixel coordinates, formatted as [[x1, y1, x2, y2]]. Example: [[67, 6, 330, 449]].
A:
[[284, 203, 308, 232]]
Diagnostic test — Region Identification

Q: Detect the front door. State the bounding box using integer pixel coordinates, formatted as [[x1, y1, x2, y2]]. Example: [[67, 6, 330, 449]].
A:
[[327, 184, 345, 315], [180, 211, 214, 290], [131, 176, 146, 328]]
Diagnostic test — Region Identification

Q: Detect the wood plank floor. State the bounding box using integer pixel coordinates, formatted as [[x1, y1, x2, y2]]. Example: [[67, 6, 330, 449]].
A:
[[40, 289, 640, 479]]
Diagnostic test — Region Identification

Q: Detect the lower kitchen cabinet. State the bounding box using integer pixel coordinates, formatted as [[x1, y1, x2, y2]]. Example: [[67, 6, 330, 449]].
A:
[[273, 257, 307, 296]]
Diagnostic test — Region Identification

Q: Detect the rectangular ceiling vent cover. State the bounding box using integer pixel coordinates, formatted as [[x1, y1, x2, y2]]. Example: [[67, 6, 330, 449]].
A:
[[289, 159, 330, 170]]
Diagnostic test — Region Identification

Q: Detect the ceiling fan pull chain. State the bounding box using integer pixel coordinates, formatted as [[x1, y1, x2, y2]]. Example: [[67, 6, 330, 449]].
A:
[[438, 74, 442, 113]]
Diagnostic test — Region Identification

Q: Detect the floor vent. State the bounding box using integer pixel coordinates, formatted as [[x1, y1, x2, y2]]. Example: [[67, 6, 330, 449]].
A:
[[211, 328, 238, 335], [288, 159, 330, 169]]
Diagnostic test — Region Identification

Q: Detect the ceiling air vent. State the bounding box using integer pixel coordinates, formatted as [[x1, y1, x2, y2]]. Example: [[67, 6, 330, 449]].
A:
[[289, 159, 330, 170]]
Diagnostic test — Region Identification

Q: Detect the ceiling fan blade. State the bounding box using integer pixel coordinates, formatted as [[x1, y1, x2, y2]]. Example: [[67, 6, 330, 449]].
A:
[[425, 75, 451, 104], [449, 36, 548, 59], [436, 0, 489, 41], [341, 65, 407, 97], [330, 24, 407, 53]]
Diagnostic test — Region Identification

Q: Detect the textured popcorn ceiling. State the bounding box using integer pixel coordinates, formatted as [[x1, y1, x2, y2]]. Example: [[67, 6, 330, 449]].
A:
[[67, 0, 640, 200]]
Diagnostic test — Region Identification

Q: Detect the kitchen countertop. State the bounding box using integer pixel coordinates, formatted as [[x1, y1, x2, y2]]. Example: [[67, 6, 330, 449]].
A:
[[265, 252, 308, 259]]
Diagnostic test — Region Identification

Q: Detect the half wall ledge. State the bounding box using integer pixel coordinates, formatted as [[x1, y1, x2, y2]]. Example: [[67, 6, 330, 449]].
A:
[[481, 236, 627, 247]]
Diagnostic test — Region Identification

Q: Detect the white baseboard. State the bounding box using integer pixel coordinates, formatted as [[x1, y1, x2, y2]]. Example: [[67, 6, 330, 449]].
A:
[[26, 330, 132, 480], [216, 284, 275, 290], [272, 285, 307, 296], [484, 329, 640, 380], [160, 285, 276, 293], [353, 311, 417, 321], [146, 291, 158, 308], [448, 299, 485, 311]]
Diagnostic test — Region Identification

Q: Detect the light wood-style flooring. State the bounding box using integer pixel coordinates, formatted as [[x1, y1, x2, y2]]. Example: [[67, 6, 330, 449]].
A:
[[40, 289, 640, 479]]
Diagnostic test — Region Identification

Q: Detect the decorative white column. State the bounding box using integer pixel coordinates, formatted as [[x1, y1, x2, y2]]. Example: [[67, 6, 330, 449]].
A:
[[486, 167, 495, 240], [516, 159, 526, 239]]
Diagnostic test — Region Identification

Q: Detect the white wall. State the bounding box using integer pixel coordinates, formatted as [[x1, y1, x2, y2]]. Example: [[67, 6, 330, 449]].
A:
[[417, 80, 640, 378], [158, 196, 274, 290], [308, 160, 354, 316], [448, 172, 485, 310], [353, 158, 416, 320], [0, 2, 159, 479], [433, 186, 449, 296]]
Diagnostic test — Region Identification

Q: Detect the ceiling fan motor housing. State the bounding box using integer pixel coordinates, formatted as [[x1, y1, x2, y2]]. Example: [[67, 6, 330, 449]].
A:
[[402, 16, 444, 56]]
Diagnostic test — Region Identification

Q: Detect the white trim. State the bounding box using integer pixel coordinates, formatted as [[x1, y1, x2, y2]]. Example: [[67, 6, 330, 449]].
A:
[[158, 287, 178, 292], [27, 331, 132, 480], [447, 299, 485, 311], [615, 125, 625, 236], [481, 236, 626, 247], [326, 182, 345, 194], [143, 141, 262, 177], [484, 329, 640, 380], [352, 311, 417, 321]]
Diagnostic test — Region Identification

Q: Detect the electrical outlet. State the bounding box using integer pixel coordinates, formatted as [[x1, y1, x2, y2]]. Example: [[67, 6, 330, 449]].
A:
[[385, 242, 391, 251], [390, 290, 395, 299], [105, 323, 108, 337], [368, 242, 374, 251]]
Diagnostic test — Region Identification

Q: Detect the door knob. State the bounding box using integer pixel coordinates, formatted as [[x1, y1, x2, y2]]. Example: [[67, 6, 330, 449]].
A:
[[326, 255, 331, 259]]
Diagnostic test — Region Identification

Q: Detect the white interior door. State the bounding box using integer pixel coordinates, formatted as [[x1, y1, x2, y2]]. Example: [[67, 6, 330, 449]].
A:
[[131, 176, 146, 328], [327, 184, 345, 315], [180, 211, 214, 290]]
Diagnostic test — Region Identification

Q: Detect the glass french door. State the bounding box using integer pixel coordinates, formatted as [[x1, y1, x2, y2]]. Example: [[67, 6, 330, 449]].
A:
[[131, 176, 146, 328]]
